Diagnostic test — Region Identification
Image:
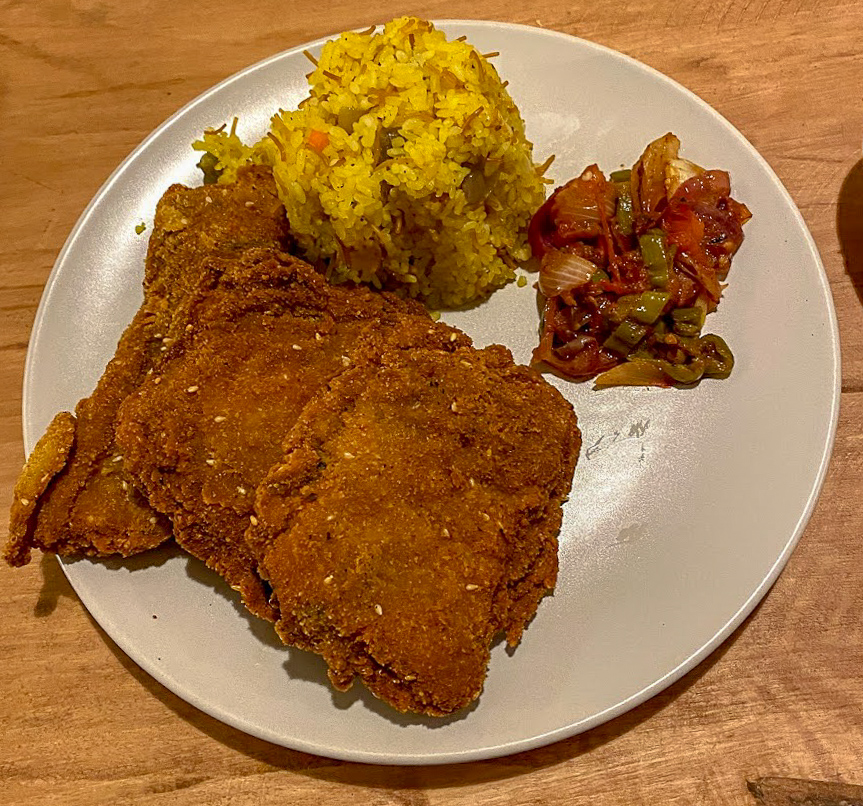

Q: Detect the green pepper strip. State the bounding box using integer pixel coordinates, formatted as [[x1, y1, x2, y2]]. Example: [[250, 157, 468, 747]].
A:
[[674, 323, 701, 338], [591, 269, 610, 284], [604, 335, 633, 357], [639, 229, 671, 289], [699, 334, 734, 379], [610, 294, 639, 324], [610, 169, 632, 182], [660, 357, 706, 384], [632, 291, 670, 324], [604, 318, 648, 356], [616, 187, 634, 236], [613, 319, 648, 346], [671, 305, 706, 337]]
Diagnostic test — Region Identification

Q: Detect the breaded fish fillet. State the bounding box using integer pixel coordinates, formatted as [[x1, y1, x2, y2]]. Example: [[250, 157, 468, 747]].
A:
[[115, 249, 470, 620], [5, 167, 290, 567], [250, 344, 581, 715]]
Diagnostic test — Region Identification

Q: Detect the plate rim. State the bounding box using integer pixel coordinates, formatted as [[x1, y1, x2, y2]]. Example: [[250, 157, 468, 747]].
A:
[[24, 19, 841, 765]]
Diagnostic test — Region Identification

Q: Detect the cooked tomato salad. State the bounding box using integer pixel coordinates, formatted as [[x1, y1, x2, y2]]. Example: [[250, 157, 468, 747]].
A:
[[529, 133, 751, 387]]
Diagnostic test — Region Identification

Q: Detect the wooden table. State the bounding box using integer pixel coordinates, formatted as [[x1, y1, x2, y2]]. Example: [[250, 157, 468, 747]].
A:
[[2, 2, 862, 803]]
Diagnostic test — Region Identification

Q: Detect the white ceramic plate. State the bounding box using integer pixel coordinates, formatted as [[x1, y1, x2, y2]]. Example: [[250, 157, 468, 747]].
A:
[[24, 21, 839, 764]]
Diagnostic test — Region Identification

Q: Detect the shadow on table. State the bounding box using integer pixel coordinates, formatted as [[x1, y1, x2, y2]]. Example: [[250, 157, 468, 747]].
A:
[[33, 553, 80, 617], [837, 158, 863, 310], [40, 548, 765, 787]]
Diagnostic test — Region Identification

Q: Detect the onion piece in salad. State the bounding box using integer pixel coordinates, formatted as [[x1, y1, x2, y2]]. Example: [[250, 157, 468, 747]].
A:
[[538, 249, 597, 297]]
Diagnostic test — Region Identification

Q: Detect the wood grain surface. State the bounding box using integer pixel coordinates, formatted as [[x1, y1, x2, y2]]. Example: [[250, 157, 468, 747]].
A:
[[2, 1, 862, 803]]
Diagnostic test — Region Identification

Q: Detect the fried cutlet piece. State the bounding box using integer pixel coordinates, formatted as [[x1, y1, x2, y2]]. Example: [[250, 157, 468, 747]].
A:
[[115, 249, 470, 620], [5, 166, 291, 567], [250, 344, 581, 715]]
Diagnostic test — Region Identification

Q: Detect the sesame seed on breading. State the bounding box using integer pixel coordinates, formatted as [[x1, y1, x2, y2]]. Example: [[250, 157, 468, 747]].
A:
[[249, 515, 259, 526], [465, 584, 479, 591], [237, 486, 247, 495], [214, 415, 226, 423], [374, 604, 383, 616], [112, 455, 123, 463], [292, 344, 302, 350], [340, 355, 351, 366], [20, 498, 30, 507], [450, 401, 458, 412], [449, 333, 458, 342], [481, 512, 490, 521], [186, 385, 199, 393], [153, 377, 161, 384], [324, 575, 334, 584], [149, 516, 157, 524], [343, 451, 355, 459], [205, 459, 215, 466], [441, 527, 450, 537]]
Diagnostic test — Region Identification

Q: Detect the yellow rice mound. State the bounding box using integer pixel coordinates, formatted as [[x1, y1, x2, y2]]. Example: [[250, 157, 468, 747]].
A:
[[195, 17, 547, 308]]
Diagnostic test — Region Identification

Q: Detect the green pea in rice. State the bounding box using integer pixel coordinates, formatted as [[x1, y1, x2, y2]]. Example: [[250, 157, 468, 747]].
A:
[[195, 17, 549, 309]]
